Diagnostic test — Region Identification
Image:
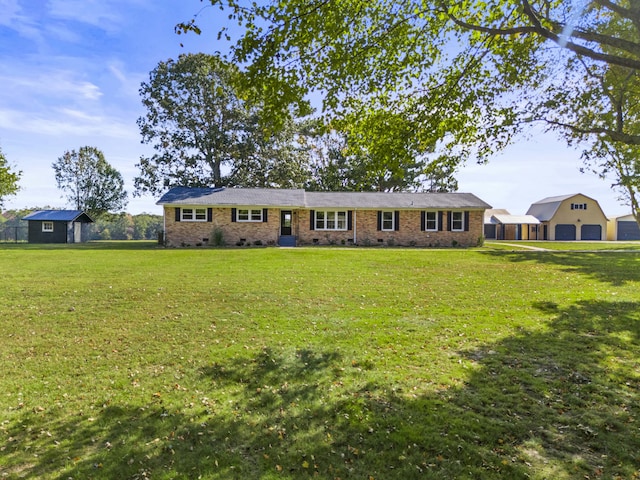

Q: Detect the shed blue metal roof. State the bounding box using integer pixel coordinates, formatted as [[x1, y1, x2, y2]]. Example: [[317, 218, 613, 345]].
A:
[[23, 210, 94, 222]]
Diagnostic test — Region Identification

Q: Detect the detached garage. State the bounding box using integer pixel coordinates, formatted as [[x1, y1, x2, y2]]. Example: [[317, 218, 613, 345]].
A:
[[23, 210, 93, 244], [527, 193, 607, 241], [608, 214, 640, 241]]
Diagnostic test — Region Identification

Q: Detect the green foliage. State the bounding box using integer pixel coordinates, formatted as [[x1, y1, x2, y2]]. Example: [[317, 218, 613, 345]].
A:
[[136, 53, 314, 194], [86, 213, 163, 240], [0, 146, 21, 207], [180, 1, 640, 215], [52, 146, 128, 218], [210, 227, 225, 246], [1, 246, 640, 478], [226, 116, 314, 189]]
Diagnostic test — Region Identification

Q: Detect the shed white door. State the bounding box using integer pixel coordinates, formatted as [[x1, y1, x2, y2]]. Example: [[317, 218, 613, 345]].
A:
[[73, 222, 82, 243]]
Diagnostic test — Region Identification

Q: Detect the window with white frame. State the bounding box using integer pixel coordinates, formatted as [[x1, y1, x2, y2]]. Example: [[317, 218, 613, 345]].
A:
[[237, 208, 263, 222], [181, 208, 207, 222], [381, 211, 395, 231], [315, 210, 347, 230], [451, 211, 464, 231], [570, 203, 587, 210], [424, 211, 438, 231], [42, 221, 54, 232]]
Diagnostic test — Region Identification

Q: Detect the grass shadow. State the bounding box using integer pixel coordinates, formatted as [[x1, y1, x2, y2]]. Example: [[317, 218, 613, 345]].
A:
[[2, 301, 639, 479], [482, 249, 640, 286]]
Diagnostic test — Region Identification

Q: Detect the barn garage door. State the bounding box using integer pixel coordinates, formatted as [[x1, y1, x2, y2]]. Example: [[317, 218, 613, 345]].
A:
[[618, 221, 640, 240], [555, 224, 576, 241], [581, 224, 602, 241]]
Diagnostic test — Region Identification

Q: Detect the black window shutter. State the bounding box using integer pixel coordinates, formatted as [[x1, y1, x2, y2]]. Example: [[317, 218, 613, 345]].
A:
[[377, 211, 382, 231], [438, 211, 444, 231], [309, 210, 315, 230], [447, 211, 452, 231], [207, 208, 213, 222], [394, 211, 400, 231], [348, 211, 353, 231], [464, 211, 469, 231], [421, 211, 426, 231], [263, 208, 268, 222], [231, 208, 237, 222], [175, 208, 181, 222]]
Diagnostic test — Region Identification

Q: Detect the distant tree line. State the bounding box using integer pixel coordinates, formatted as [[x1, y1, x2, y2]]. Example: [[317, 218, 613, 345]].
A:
[[0, 209, 163, 242]]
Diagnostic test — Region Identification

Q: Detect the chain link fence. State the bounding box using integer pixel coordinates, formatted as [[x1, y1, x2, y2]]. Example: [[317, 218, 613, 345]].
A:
[[0, 226, 28, 243]]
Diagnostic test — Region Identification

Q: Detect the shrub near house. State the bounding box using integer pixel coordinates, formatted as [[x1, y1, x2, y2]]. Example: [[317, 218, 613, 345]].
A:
[[157, 187, 490, 247]]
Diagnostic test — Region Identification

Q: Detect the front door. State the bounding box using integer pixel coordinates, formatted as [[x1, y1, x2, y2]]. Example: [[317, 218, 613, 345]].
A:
[[280, 210, 292, 236]]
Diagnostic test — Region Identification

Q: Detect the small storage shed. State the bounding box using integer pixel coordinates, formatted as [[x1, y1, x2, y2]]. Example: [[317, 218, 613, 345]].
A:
[[608, 214, 640, 241], [23, 210, 93, 244]]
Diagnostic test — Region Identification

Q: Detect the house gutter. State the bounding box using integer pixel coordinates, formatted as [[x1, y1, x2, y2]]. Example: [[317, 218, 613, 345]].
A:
[[353, 209, 357, 245], [163, 206, 166, 245]]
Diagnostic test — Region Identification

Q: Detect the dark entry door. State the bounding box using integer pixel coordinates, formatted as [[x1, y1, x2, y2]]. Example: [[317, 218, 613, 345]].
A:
[[280, 210, 292, 236]]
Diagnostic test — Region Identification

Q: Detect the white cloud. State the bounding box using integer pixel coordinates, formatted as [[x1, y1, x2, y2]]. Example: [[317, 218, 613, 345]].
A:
[[0, 107, 137, 140], [0, 0, 44, 42], [47, 0, 125, 32], [0, 66, 103, 105]]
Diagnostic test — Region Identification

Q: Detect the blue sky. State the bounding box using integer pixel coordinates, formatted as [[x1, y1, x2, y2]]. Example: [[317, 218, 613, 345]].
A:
[[0, 0, 631, 216]]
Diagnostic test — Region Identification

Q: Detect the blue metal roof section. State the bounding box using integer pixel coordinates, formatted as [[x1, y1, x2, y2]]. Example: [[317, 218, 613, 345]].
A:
[[23, 210, 94, 222]]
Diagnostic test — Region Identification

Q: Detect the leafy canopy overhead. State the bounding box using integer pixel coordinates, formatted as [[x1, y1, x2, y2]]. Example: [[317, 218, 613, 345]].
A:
[[179, 0, 640, 213]]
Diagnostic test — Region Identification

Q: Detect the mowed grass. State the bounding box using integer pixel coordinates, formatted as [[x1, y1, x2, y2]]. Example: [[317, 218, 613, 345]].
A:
[[487, 240, 640, 251], [1, 243, 639, 479]]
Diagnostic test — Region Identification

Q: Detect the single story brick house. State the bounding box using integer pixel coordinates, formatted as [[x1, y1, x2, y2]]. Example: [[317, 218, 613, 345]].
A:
[[22, 210, 93, 244], [526, 193, 607, 241], [157, 187, 491, 247]]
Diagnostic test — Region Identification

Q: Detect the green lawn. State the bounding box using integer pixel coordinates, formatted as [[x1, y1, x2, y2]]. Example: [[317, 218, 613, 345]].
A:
[[1, 243, 639, 479], [487, 240, 640, 251]]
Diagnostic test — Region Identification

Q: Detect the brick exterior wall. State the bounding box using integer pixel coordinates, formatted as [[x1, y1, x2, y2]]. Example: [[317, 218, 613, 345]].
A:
[[297, 210, 483, 247], [164, 207, 279, 247], [164, 206, 484, 247]]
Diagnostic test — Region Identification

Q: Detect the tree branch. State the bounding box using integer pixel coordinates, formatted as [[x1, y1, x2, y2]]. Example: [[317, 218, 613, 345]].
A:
[[447, 0, 640, 71], [544, 119, 640, 145]]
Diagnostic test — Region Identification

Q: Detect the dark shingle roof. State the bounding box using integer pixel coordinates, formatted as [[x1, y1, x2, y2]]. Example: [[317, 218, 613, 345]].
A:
[[22, 210, 93, 222], [157, 187, 491, 210], [157, 187, 306, 207], [304, 191, 490, 209]]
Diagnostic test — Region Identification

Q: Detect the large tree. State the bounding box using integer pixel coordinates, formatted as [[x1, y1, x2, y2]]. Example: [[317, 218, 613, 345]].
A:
[[179, 1, 640, 219], [226, 116, 314, 189], [136, 53, 248, 194], [136, 53, 314, 194], [53, 146, 128, 218], [0, 146, 21, 208]]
